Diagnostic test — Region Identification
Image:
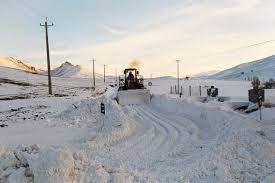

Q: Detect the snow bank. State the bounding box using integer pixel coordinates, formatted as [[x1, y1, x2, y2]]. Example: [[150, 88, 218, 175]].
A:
[[48, 88, 136, 150], [30, 148, 75, 183], [150, 95, 275, 182], [0, 145, 34, 183], [0, 145, 89, 183]]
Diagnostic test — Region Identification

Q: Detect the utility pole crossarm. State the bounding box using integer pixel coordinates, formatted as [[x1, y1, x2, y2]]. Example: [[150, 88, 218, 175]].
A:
[[40, 17, 54, 27], [40, 23, 54, 27]]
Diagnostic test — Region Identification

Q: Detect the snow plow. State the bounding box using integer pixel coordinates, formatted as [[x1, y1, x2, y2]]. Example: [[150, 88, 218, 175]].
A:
[[117, 68, 151, 105]]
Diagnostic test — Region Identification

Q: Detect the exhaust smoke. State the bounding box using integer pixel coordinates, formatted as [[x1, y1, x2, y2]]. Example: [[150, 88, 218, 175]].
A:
[[128, 59, 141, 70]]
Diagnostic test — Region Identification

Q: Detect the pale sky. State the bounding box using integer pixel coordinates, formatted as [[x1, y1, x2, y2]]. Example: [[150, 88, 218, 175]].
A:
[[1, 0, 275, 77]]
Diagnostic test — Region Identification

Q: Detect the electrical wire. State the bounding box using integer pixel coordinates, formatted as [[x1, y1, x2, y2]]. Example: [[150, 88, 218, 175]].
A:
[[192, 40, 275, 60], [19, 0, 54, 23]]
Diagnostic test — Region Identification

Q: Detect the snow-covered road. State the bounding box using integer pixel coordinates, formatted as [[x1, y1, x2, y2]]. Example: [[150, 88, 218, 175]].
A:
[[90, 103, 199, 181]]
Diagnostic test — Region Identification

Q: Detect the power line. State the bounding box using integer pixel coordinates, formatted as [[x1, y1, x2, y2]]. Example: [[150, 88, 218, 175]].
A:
[[192, 40, 275, 60], [238, 40, 275, 49], [20, 0, 54, 23], [21, 0, 44, 17]]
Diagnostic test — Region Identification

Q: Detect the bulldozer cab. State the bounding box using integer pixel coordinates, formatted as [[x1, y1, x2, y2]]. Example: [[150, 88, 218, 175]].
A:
[[119, 68, 144, 90], [125, 69, 137, 80]]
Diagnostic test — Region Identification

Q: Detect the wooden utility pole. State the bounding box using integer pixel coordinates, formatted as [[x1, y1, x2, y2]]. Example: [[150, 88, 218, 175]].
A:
[[92, 59, 96, 90], [176, 60, 180, 95], [103, 64, 106, 83], [115, 68, 117, 83], [40, 17, 53, 95]]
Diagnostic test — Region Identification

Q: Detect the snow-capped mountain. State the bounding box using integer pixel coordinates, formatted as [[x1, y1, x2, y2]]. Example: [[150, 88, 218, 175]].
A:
[[42, 61, 102, 78], [0, 56, 40, 73], [208, 55, 275, 80], [48, 61, 82, 77]]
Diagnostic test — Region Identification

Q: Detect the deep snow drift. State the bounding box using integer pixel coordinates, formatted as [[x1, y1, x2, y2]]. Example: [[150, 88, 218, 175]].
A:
[[0, 91, 136, 182]]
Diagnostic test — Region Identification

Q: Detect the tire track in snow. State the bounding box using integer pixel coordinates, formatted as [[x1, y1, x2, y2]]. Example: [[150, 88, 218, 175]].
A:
[[95, 106, 164, 164], [106, 104, 201, 161], [112, 106, 170, 160], [92, 102, 221, 180], [142, 106, 201, 158], [133, 106, 177, 157], [151, 104, 218, 145], [116, 109, 159, 157]]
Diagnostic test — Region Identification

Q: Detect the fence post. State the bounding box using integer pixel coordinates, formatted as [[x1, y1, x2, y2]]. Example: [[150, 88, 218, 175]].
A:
[[189, 85, 192, 96], [175, 85, 177, 94], [181, 86, 183, 95], [199, 85, 202, 96], [170, 86, 173, 94]]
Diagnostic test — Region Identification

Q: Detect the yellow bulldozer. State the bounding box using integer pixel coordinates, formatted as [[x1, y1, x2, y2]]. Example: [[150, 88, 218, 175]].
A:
[[117, 68, 151, 105]]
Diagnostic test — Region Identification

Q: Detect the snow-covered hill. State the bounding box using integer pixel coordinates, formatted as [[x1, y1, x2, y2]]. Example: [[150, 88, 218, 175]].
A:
[[0, 56, 40, 73], [42, 61, 102, 78], [208, 55, 275, 80], [193, 70, 220, 78]]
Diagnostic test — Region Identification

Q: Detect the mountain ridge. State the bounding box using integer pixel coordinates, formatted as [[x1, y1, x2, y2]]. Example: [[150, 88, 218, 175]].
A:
[[41, 61, 102, 78], [208, 55, 275, 80], [0, 56, 41, 73]]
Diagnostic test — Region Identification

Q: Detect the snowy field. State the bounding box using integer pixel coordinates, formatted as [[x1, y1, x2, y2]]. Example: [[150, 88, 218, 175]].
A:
[[0, 67, 274, 182]]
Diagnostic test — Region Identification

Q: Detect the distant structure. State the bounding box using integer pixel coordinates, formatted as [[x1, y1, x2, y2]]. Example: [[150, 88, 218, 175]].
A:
[[249, 77, 264, 103], [207, 86, 218, 97]]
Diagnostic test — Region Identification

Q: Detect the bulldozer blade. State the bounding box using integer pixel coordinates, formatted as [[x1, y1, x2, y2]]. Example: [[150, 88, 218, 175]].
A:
[[118, 89, 151, 105]]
